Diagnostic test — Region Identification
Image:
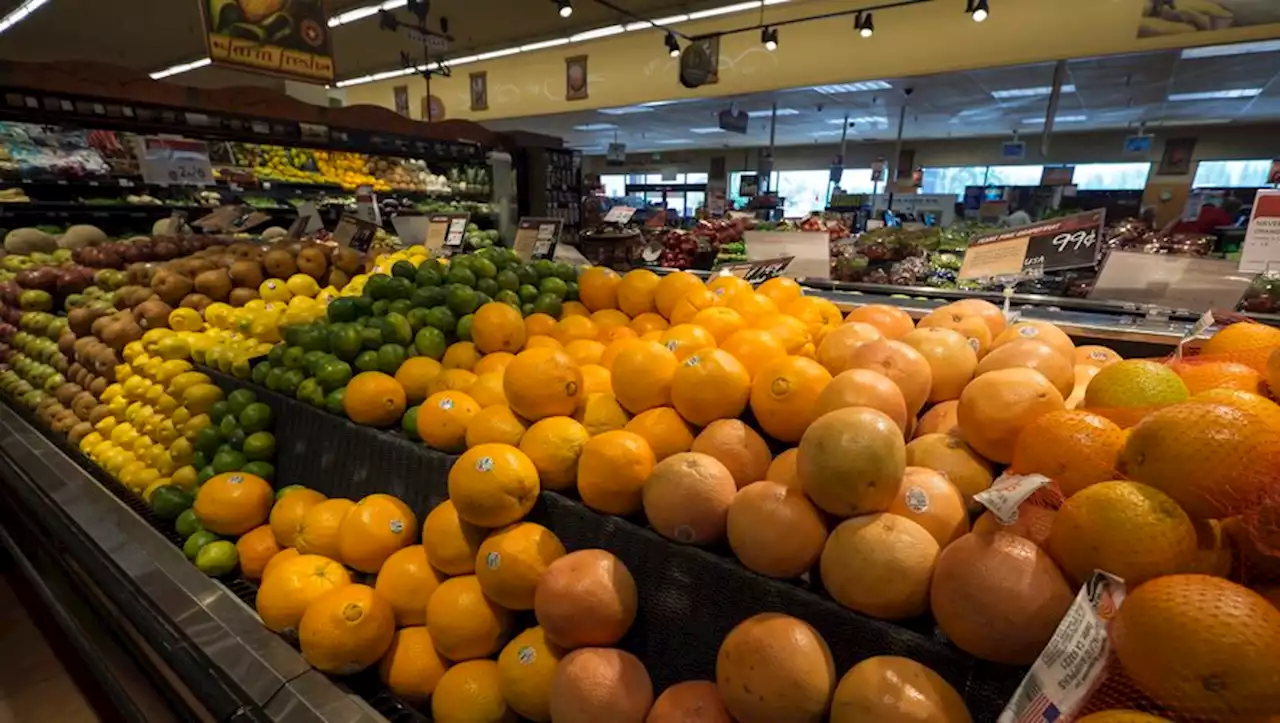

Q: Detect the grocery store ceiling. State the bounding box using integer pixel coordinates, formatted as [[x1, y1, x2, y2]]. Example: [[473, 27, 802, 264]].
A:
[[482, 43, 1280, 153], [0, 0, 725, 82]]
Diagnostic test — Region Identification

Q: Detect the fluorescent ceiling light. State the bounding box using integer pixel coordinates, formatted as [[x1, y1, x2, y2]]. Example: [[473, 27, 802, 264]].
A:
[[476, 48, 521, 61], [0, 0, 51, 35], [1182, 39, 1280, 59], [747, 108, 799, 117], [1150, 118, 1234, 127], [1022, 114, 1088, 123], [598, 106, 657, 115], [520, 38, 571, 52], [810, 130, 842, 136], [150, 57, 212, 80], [808, 81, 892, 94], [641, 100, 683, 107], [330, 0, 406, 28], [763, 0, 791, 5], [827, 117, 888, 124], [1168, 88, 1262, 101], [690, 127, 725, 134], [574, 123, 618, 131], [570, 25, 625, 42], [650, 14, 690, 25], [991, 84, 1077, 99], [656, 139, 693, 144], [689, 2, 761, 20], [447, 55, 480, 66], [625, 20, 654, 31]]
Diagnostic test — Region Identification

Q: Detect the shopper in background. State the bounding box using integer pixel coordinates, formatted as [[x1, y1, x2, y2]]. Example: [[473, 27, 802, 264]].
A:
[[1176, 197, 1242, 234], [1003, 202, 1033, 228]]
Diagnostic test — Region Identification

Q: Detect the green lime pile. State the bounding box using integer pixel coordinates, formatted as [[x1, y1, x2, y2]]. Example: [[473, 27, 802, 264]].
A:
[[191, 387, 277, 486]]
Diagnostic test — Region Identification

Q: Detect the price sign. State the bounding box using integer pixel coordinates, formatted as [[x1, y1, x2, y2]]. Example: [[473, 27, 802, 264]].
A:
[[391, 215, 431, 247], [333, 214, 378, 252], [136, 136, 214, 186], [514, 218, 563, 261], [958, 209, 1104, 281], [711, 256, 794, 284], [425, 213, 470, 254], [1239, 190, 1280, 273], [445, 218, 468, 247], [603, 205, 636, 224]]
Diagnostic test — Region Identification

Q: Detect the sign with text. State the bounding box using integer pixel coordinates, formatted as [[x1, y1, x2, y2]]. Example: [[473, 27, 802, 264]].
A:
[[136, 136, 213, 186], [333, 214, 378, 253], [958, 209, 1105, 280], [200, 0, 336, 83], [712, 256, 794, 284], [425, 213, 471, 253], [738, 174, 759, 197], [513, 218, 564, 261], [743, 232, 829, 280], [287, 201, 324, 239], [1239, 189, 1280, 274], [603, 205, 637, 224], [192, 204, 269, 233]]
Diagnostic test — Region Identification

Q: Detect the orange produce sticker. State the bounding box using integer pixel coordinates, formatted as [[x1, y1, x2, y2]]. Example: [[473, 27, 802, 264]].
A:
[[974, 473, 1050, 524]]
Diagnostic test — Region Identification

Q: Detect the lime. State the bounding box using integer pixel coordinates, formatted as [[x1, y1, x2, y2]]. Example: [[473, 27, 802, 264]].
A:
[[265, 366, 288, 392], [218, 413, 240, 438], [354, 350, 381, 373], [402, 405, 420, 439], [392, 260, 417, 279], [282, 346, 307, 370], [565, 281, 579, 301], [388, 298, 413, 316], [473, 291, 492, 308], [208, 400, 231, 425], [302, 350, 329, 375], [195, 540, 238, 576], [193, 451, 208, 470], [350, 295, 373, 318], [387, 277, 414, 300], [518, 284, 540, 303], [239, 402, 273, 433], [377, 344, 407, 374], [553, 262, 578, 282], [226, 388, 257, 416], [278, 369, 305, 396], [471, 258, 497, 279], [406, 307, 431, 333], [194, 426, 223, 456], [425, 306, 457, 334], [539, 276, 568, 299], [150, 486, 194, 520], [533, 259, 556, 278], [267, 344, 287, 366], [381, 312, 414, 346], [327, 297, 359, 323], [242, 461, 275, 482], [183, 530, 219, 561], [515, 264, 539, 286], [415, 264, 443, 288], [212, 449, 246, 474], [175, 508, 202, 538], [446, 266, 477, 287], [496, 269, 520, 291], [224, 426, 246, 450], [360, 325, 384, 350], [449, 256, 473, 274], [316, 359, 353, 392], [495, 290, 521, 308], [328, 324, 363, 361], [197, 465, 216, 485], [521, 302, 534, 316], [282, 325, 308, 347], [325, 388, 346, 416], [411, 286, 445, 309], [475, 277, 500, 298], [446, 285, 480, 317], [456, 315, 474, 342], [371, 299, 390, 317], [365, 273, 394, 300], [243, 431, 276, 461], [532, 293, 563, 318], [297, 325, 330, 353], [414, 327, 447, 360], [296, 378, 326, 407], [275, 484, 306, 500], [251, 360, 272, 386]]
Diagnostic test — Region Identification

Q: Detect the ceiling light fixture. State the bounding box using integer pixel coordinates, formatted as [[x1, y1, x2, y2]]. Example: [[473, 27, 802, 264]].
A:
[[808, 81, 892, 94], [1181, 39, 1280, 59], [665, 32, 681, 58], [1167, 88, 1263, 101], [747, 108, 799, 117], [967, 0, 990, 22], [597, 106, 657, 115], [990, 84, 1076, 99], [150, 57, 213, 80], [573, 123, 618, 131], [1021, 114, 1088, 124], [0, 0, 51, 35], [330, 0, 406, 27], [855, 11, 874, 38], [761, 27, 778, 51], [690, 127, 726, 134], [555, 0, 573, 18]]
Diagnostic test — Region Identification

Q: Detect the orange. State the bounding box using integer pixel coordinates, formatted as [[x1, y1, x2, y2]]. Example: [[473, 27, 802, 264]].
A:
[[655, 271, 707, 319], [1074, 713, 1170, 723], [991, 321, 1074, 364], [1009, 410, 1124, 497], [472, 302, 527, 354], [1200, 320, 1280, 366], [617, 269, 661, 317], [597, 324, 638, 348], [691, 418, 772, 490], [552, 316, 598, 346], [1075, 345, 1123, 368], [473, 351, 515, 377], [519, 416, 589, 491], [755, 276, 803, 307], [425, 575, 513, 661], [917, 306, 994, 358], [1111, 574, 1280, 720], [427, 368, 478, 397], [256, 553, 352, 634], [706, 274, 753, 300], [690, 307, 747, 345], [598, 337, 637, 372], [503, 348, 582, 421], [578, 364, 611, 396], [1048, 480, 1198, 587], [900, 327, 978, 403], [535, 549, 637, 649], [577, 430, 655, 515], [765, 448, 800, 490], [671, 349, 751, 426], [1173, 360, 1265, 395], [578, 266, 621, 311], [660, 324, 718, 362], [726, 292, 780, 324], [957, 368, 1066, 464], [750, 355, 832, 443], [394, 357, 443, 405], [975, 338, 1074, 398], [830, 656, 971, 723], [261, 547, 300, 583], [719, 328, 787, 382], [573, 393, 631, 436], [423, 500, 485, 576], [716, 613, 836, 723], [948, 298, 1007, 338], [193, 472, 273, 536], [624, 407, 695, 462], [561, 301, 590, 319], [417, 391, 481, 453], [442, 341, 482, 371], [643, 452, 737, 545], [236, 525, 281, 580], [378, 626, 450, 702], [337, 493, 417, 573], [563, 339, 605, 367], [628, 311, 669, 336], [550, 648, 654, 723], [497, 627, 564, 721], [641, 330, 663, 343], [1190, 388, 1280, 429], [466, 371, 507, 408], [476, 522, 566, 610], [904, 434, 995, 511], [295, 498, 356, 559], [525, 335, 560, 349], [589, 308, 630, 332], [799, 407, 906, 517], [374, 545, 443, 627], [844, 305, 915, 340], [449, 443, 540, 527], [815, 368, 909, 434], [299, 584, 395, 675], [269, 487, 326, 548], [843, 339, 933, 415], [524, 313, 557, 338], [754, 313, 811, 355], [727, 480, 827, 578], [1084, 359, 1189, 426], [887, 467, 969, 547], [465, 405, 528, 448], [343, 371, 407, 427], [434, 660, 514, 722], [915, 400, 959, 438], [785, 295, 842, 333], [610, 340, 678, 414]]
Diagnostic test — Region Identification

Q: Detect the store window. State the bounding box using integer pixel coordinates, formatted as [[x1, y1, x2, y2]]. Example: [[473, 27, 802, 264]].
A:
[[921, 167, 991, 198], [837, 168, 877, 194], [986, 165, 1046, 186], [776, 170, 834, 216], [1072, 163, 1151, 190], [1193, 160, 1272, 188], [685, 173, 710, 184], [600, 174, 626, 197]]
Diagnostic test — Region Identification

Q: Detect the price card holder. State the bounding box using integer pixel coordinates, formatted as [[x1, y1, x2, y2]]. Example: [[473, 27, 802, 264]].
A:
[[164, 211, 188, 236], [743, 232, 830, 280], [391, 214, 431, 248], [958, 210, 1104, 281], [192, 204, 243, 232], [425, 213, 469, 255], [287, 202, 324, 239], [711, 256, 794, 284], [602, 205, 636, 224], [136, 136, 214, 186], [333, 214, 378, 253], [513, 218, 563, 261]]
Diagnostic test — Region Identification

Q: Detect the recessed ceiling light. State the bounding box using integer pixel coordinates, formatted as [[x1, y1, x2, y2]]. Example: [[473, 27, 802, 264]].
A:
[[1021, 114, 1088, 124], [808, 81, 892, 94], [690, 127, 725, 134], [990, 85, 1077, 99], [746, 108, 799, 117], [1181, 40, 1280, 58], [598, 106, 657, 115], [1168, 88, 1263, 101], [574, 123, 618, 131]]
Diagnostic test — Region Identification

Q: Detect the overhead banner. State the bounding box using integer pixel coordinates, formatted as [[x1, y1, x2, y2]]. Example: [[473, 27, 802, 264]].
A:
[[201, 0, 336, 83]]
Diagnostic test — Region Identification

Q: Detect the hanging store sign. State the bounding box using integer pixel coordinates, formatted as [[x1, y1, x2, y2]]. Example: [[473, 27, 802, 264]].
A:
[[200, 0, 336, 83], [958, 209, 1105, 281], [606, 143, 627, 166], [603, 205, 637, 224], [738, 174, 759, 197]]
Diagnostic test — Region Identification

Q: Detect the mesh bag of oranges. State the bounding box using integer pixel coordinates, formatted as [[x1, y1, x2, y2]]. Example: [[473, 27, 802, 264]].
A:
[[984, 320, 1280, 722]]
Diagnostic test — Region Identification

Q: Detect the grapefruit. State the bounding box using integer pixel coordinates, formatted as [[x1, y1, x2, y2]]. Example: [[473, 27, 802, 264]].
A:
[[813, 368, 909, 434], [844, 304, 915, 339], [917, 305, 993, 358], [689, 419, 772, 489], [298, 583, 395, 675], [991, 321, 1074, 364], [1009, 410, 1124, 497], [973, 504, 1056, 549], [900, 327, 978, 402], [643, 452, 737, 545], [727, 480, 827, 579], [842, 339, 932, 415], [1200, 321, 1280, 363], [749, 356, 832, 442], [534, 549, 636, 649], [914, 400, 959, 438], [766, 448, 800, 490], [798, 407, 906, 517], [887, 467, 969, 547], [957, 367, 1065, 464], [648, 680, 733, 723], [550, 648, 653, 723], [756, 276, 803, 307], [623, 407, 694, 462], [1084, 359, 1189, 421], [425, 574, 513, 661], [1172, 360, 1265, 395], [948, 298, 1007, 338], [830, 656, 972, 723], [719, 328, 787, 382], [716, 613, 835, 723], [1075, 345, 1123, 368], [974, 338, 1073, 398], [820, 513, 939, 620]]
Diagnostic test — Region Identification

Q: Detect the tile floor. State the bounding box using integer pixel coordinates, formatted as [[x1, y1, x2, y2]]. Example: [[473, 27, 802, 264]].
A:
[[0, 574, 103, 722]]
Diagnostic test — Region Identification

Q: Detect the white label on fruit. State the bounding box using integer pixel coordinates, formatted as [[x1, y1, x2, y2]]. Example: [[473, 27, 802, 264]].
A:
[[389, 519, 404, 534], [684, 355, 700, 368], [674, 525, 696, 544], [974, 473, 1050, 524], [229, 475, 243, 484], [967, 337, 981, 352], [476, 456, 493, 472], [1017, 325, 1038, 338], [486, 552, 501, 569], [1089, 350, 1109, 362], [998, 571, 1126, 723], [903, 486, 929, 513], [440, 398, 454, 411], [666, 340, 679, 352], [518, 646, 536, 665]]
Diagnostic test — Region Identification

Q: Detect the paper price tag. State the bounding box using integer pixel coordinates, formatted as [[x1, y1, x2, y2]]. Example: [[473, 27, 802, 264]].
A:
[[1176, 310, 1215, 362], [712, 256, 794, 284], [136, 136, 214, 187], [603, 205, 636, 224], [514, 217, 563, 261], [333, 214, 377, 252], [445, 218, 468, 247], [973, 473, 1051, 524]]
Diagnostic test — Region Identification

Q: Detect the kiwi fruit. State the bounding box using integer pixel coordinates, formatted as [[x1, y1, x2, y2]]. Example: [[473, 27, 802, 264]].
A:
[[71, 391, 97, 420], [101, 317, 144, 351], [68, 421, 93, 444], [229, 260, 265, 290], [180, 293, 214, 313], [194, 268, 232, 301], [262, 249, 297, 279], [332, 247, 361, 274], [88, 404, 112, 425], [150, 269, 193, 306], [296, 246, 328, 279], [327, 268, 351, 290], [55, 382, 81, 407], [228, 287, 259, 307], [133, 298, 173, 330]]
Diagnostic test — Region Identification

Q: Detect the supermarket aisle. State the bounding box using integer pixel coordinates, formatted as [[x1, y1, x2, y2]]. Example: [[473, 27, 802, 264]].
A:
[[0, 573, 107, 722]]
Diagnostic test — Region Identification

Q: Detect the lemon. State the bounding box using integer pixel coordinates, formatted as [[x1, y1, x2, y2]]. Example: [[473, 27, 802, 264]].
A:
[[119, 460, 148, 487], [142, 357, 164, 380], [90, 440, 115, 461], [245, 299, 267, 313], [259, 279, 292, 303], [169, 437, 194, 466], [115, 363, 134, 383], [168, 371, 210, 396], [156, 360, 193, 384], [171, 465, 198, 492], [154, 419, 178, 445], [286, 274, 320, 298], [171, 406, 191, 428], [123, 341, 146, 364], [109, 421, 138, 445], [154, 394, 178, 416], [124, 401, 144, 423], [144, 384, 166, 406], [102, 450, 135, 477], [142, 328, 174, 349], [95, 415, 118, 434], [182, 413, 211, 441], [204, 303, 233, 329], [169, 308, 204, 332], [100, 383, 124, 403], [79, 432, 103, 453], [152, 450, 175, 476], [132, 435, 153, 456], [155, 337, 191, 361], [249, 318, 282, 344], [142, 478, 169, 502], [107, 396, 129, 421], [231, 355, 253, 380]]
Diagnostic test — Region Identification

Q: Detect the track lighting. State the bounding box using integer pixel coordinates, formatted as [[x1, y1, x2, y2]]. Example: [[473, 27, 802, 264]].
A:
[[856, 12, 874, 38], [665, 32, 681, 58], [967, 0, 989, 22], [761, 26, 778, 51], [554, 0, 572, 18]]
